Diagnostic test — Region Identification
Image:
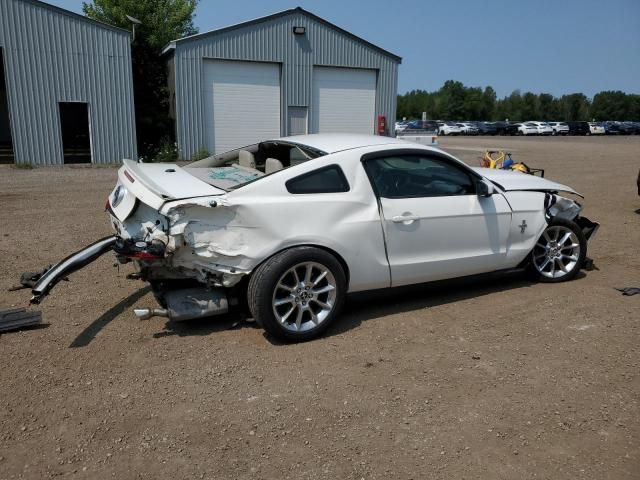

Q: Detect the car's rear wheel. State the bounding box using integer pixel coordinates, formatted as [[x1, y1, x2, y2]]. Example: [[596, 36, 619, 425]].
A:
[[530, 219, 586, 283], [247, 247, 346, 342]]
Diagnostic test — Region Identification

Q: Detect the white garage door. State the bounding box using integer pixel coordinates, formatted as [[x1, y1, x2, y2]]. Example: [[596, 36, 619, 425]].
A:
[[203, 59, 281, 154], [312, 67, 376, 134]]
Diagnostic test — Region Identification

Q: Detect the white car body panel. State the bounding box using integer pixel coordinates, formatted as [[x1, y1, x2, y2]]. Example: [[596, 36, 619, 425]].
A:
[[380, 193, 512, 286], [107, 135, 590, 294], [473, 167, 581, 196]]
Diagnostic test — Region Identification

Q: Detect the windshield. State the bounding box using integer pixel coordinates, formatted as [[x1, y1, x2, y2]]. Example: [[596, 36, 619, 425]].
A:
[[186, 141, 326, 191]]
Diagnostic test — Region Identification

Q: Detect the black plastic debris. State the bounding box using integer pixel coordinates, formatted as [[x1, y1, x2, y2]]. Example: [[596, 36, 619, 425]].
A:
[[615, 287, 640, 296], [7, 266, 68, 292], [0, 308, 43, 332]]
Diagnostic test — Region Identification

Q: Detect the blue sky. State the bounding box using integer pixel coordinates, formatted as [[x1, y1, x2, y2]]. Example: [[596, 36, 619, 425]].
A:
[[48, 0, 640, 98]]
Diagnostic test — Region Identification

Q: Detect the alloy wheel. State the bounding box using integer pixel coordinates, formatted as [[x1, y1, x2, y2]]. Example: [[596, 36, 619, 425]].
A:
[[533, 225, 581, 279], [272, 262, 337, 333]]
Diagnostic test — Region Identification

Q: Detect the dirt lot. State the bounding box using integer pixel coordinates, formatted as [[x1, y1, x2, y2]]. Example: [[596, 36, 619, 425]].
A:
[[0, 136, 638, 479]]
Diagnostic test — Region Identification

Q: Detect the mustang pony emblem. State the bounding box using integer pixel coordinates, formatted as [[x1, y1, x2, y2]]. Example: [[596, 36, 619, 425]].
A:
[[519, 220, 528, 234]]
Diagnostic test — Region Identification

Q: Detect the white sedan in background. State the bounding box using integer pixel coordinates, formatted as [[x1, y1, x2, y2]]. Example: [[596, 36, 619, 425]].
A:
[[437, 122, 462, 135], [456, 122, 479, 135], [516, 123, 539, 135], [588, 122, 605, 135], [30, 134, 598, 342], [548, 122, 569, 135], [528, 121, 553, 135]]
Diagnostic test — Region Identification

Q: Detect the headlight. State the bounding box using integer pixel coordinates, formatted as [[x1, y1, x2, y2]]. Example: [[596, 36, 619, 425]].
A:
[[111, 185, 127, 208]]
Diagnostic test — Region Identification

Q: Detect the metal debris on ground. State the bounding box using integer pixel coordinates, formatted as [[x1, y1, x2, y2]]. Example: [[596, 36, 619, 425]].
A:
[[8, 266, 68, 292], [615, 287, 640, 296], [0, 308, 43, 333]]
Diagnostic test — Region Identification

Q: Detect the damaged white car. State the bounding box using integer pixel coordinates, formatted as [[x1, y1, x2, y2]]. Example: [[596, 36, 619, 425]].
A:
[[30, 134, 598, 341]]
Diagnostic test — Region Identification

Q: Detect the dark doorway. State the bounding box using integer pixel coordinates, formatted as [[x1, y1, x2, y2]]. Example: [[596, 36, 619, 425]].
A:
[[0, 48, 15, 164], [59, 102, 92, 164]]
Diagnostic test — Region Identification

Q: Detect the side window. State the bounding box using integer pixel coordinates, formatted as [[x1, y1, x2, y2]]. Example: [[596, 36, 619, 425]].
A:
[[286, 165, 350, 194], [364, 154, 476, 198]]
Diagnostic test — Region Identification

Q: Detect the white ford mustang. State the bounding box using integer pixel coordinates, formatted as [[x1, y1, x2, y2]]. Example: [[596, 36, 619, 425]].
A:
[[31, 134, 598, 341]]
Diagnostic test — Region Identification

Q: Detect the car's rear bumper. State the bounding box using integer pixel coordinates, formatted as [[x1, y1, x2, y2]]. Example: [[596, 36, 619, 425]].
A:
[[30, 236, 117, 304]]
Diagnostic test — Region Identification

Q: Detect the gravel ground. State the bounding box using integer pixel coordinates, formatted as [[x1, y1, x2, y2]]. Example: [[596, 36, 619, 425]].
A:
[[0, 136, 638, 479]]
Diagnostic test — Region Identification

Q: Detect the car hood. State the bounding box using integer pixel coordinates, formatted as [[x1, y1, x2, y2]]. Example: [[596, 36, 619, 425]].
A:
[[473, 167, 581, 196]]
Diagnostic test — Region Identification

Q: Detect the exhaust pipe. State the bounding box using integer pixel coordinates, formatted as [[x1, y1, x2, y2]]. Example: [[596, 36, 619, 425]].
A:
[[133, 308, 168, 320], [134, 288, 228, 322]]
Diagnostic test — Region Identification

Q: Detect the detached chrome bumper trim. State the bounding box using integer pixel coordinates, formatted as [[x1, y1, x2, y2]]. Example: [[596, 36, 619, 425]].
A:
[[30, 236, 117, 304]]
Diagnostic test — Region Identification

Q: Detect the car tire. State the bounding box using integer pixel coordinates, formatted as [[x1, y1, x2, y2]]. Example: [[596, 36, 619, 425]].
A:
[[529, 218, 587, 283], [247, 246, 347, 342]]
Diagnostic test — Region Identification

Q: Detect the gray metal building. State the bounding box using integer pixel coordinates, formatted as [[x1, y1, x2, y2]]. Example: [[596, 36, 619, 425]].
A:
[[164, 7, 401, 158], [0, 0, 137, 165]]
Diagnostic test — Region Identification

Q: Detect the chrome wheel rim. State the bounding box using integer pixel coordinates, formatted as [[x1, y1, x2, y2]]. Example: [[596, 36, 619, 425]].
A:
[[533, 225, 580, 279], [272, 262, 337, 333]]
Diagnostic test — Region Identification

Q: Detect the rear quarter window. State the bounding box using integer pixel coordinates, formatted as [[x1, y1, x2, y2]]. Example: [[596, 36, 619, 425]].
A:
[[286, 165, 350, 194]]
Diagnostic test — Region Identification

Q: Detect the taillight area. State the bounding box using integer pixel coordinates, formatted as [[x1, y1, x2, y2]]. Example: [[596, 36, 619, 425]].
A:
[[113, 238, 165, 261]]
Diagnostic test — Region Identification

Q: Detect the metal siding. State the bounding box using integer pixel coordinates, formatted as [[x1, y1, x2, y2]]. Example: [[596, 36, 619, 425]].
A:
[[0, 0, 137, 165], [171, 11, 399, 159]]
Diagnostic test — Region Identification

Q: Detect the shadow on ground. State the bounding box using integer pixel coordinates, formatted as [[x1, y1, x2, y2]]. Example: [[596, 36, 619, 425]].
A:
[[264, 269, 571, 345], [71, 270, 588, 346], [153, 313, 261, 339], [69, 286, 151, 347]]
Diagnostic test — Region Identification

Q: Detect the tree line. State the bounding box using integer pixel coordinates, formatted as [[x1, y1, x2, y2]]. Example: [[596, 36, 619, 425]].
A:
[[397, 80, 640, 122]]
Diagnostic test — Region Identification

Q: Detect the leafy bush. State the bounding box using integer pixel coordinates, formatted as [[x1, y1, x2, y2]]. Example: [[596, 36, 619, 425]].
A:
[[191, 147, 210, 162], [152, 138, 178, 163]]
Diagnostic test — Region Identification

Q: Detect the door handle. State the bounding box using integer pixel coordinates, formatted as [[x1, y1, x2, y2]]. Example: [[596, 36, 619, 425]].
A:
[[391, 214, 420, 224]]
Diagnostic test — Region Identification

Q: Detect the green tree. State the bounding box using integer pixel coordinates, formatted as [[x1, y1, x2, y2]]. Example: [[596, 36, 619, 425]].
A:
[[436, 80, 467, 119], [537, 93, 554, 120], [397, 82, 640, 123], [481, 86, 496, 120], [559, 93, 590, 121], [83, 0, 198, 159], [521, 92, 539, 120], [591, 91, 631, 120]]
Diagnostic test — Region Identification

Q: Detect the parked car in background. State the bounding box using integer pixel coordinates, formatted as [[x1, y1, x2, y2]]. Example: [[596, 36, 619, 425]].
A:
[[476, 122, 498, 135], [588, 122, 606, 135], [528, 121, 553, 135], [491, 121, 511, 135], [516, 123, 539, 135], [548, 122, 569, 135], [602, 121, 620, 135], [617, 122, 636, 135], [395, 121, 410, 133], [402, 120, 439, 133], [567, 121, 590, 135], [503, 123, 521, 135], [456, 122, 479, 135], [437, 122, 462, 136], [32, 134, 599, 342]]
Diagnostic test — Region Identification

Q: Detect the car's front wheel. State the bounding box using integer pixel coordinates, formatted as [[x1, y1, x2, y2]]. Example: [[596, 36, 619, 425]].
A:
[[530, 218, 586, 283], [247, 247, 346, 341]]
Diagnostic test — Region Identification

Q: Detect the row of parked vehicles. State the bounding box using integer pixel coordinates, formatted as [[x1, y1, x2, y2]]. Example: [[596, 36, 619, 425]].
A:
[[395, 120, 640, 136]]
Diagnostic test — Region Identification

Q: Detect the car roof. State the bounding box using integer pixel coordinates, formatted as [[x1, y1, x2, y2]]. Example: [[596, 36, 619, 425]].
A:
[[272, 133, 418, 154]]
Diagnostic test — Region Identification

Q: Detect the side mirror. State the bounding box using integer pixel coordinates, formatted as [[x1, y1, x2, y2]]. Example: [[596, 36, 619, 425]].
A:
[[477, 179, 495, 197]]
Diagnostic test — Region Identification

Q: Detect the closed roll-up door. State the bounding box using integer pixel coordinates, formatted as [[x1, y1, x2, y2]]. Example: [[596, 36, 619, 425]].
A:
[[203, 59, 281, 154], [312, 67, 376, 134]]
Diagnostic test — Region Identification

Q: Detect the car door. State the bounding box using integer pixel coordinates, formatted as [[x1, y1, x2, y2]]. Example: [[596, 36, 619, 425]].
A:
[[362, 150, 513, 287]]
